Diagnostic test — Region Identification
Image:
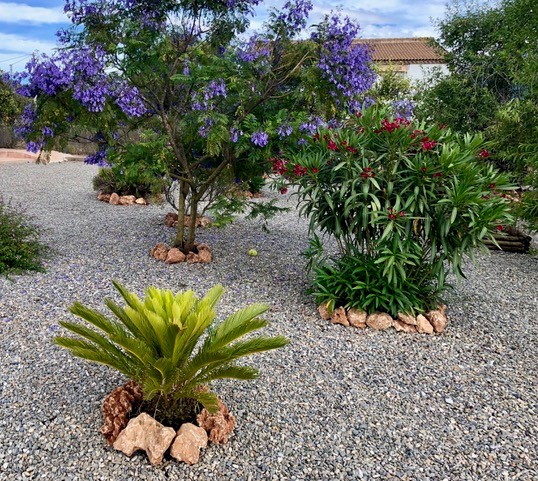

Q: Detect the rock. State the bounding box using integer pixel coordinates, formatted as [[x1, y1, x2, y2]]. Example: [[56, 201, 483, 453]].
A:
[[135, 197, 147, 205], [187, 252, 200, 264], [109, 192, 120, 205], [317, 303, 331, 321], [119, 195, 136, 205], [170, 423, 208, 465], [366, 312, 393, 330], [198, 249, 212, 263], [165, 248, 186, 264], [331, 307, 349, 327], [151, 243, 169, 262], [397, 312, 418, 326], [425, 308, 448, 333], [416, 314, 434, 334], [165, 212, 178, 227], [113, 413, 176, 466], [393, 319, 418, 333], [197, 216, 212, 228], [97, 193, 111, 202], [196, 399, 236, 444], [100, 380, 143, 445], [347, 308, 367, 328]]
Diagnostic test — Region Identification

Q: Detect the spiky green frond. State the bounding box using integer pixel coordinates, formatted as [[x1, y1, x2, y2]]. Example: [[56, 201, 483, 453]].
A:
[[205, 303, 269, 352], [55, 281, 288, 420]]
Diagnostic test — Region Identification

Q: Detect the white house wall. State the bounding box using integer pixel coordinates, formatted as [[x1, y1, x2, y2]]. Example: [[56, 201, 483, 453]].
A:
[[407, 63, 449, 83]]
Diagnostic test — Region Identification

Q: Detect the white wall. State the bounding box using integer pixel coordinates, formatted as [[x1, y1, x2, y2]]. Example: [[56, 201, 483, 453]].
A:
[[407, 63, 449, 83]]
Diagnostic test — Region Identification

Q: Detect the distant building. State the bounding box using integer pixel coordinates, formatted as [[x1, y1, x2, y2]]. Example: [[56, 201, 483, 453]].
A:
[[354, 37, 448, 83]]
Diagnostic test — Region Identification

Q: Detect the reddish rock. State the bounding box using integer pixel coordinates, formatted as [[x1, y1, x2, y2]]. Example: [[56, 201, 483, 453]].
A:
[[97, 193, 111, 202], [397, 312, 418, 326], [198, 249, 212, 263], [109, 192, 120, 205], [187, 252, 201, 264], [197, 216, 212, 228], [317, 303, 331, 321], [425, 309, 447, 333], [416, 314, 434, 334], [366, 312, 393, 330], [113, 413, 176, 465], [197, 399, 236, 445], [166, 248, 186, 264], [119, 195, 136, 205], [393, 319, 418, 333], [151, 243, 169, 262], [347, 308, 367, 328], [331, 307, 349, 327], [170, 423, 208, 465], [165, 212, 178, 227], [100, 380, 143, 445], [135, 197, 147, 205]]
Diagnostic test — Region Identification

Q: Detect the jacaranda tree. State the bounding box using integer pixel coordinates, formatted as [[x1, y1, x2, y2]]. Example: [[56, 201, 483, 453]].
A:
[[16, 0, 375, 253]]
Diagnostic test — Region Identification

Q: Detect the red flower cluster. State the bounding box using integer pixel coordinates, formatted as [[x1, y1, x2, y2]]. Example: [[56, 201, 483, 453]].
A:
[[388, 208, 405, 220], [340, 140, 357, 154], [432, 172, 443, 178], [271, 157, 288, 175], [377, 117, 410, 134], [327, 139, 338, 151], [410, 129, 426, 140], [293, 164, 308, 177], [422, 139, 437, 151], [479, 149, 490, 158], [360, 166, 375, 179]]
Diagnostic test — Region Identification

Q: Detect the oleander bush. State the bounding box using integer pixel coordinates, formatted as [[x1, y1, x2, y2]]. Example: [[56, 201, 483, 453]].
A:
[[278, 105, 513, 316], [0, 197, 47, 276], [55, 281, 288, 426]]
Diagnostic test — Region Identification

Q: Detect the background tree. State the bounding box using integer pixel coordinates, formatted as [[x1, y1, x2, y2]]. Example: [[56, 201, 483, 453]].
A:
[[16, 0, 375, 253]]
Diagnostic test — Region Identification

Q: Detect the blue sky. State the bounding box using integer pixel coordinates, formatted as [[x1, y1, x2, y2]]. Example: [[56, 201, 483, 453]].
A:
[[0, 0, 448, 72]]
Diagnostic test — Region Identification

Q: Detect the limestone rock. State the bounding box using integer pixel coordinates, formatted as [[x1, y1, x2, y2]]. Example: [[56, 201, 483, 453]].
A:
[[170, 423, 208, 465], [198, 248, 212, 263], [366, 312, 393, 330], [197, 216, 212, 228], [187, 252, 201, 264], [166, 248, 186, 264], [397, 312, 418, 326], [393, 319, 417, 333], [151, 243, 169, 262], [331, 307, 349, 327], [165, 212, 178, 227], [197, 399, 236, 444], [416, 314, 434, 334], [347, 308, 367, 328], [119, 195, 136, 205], [135, 197, 147, 205], [425, 308, 447, 333], [317, 303, 331, 321], [109, 192, 120, 205], [113, 413, 176, 465], [100, 380, 143, 445], [97, 193, 111, 202]]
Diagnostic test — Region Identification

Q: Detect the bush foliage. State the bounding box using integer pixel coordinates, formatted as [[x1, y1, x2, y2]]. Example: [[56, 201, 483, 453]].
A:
[[279, 105, 513, 315], [0, 198, 47, 275]]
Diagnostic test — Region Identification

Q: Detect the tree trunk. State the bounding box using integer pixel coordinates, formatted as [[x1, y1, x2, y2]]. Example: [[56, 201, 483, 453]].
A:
[[185, 195, 199, 253], [175, 180, 189, 250]]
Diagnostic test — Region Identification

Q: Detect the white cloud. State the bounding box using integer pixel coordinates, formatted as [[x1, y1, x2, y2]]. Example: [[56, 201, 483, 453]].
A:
[[0, 32, 57, 54], [0, 2, 68, 24]]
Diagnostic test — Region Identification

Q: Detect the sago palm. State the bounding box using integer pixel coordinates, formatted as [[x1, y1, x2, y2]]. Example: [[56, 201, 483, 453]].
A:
[[55, 281, 288, 425]]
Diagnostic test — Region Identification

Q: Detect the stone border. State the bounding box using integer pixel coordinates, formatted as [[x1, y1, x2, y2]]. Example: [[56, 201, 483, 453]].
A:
[[318, 304, 447, 334]]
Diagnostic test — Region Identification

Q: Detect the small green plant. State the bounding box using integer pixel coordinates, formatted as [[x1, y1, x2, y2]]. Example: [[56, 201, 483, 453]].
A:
[[0, 198, 47, 275], [278, 105, 513, 316], [92, 167, 166, 201], [55, 281, 288, 426]]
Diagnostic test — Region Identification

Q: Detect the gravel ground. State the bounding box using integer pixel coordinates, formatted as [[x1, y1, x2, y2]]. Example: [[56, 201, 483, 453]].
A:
[[0, 161, 536, 481]]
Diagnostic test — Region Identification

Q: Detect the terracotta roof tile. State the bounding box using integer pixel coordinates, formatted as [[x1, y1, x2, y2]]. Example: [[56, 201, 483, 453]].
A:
[[354, 38, 445, 64]]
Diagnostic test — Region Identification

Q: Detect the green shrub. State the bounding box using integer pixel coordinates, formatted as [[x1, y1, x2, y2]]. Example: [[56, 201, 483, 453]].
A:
[[281, 105, 513, 316], [55, 281, 288, 426], [92, 167, 165, 200], [0, 198, 47, 275]]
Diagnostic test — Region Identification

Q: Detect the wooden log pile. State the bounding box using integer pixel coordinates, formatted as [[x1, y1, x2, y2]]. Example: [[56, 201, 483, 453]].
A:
[[483, 230, 532, 253]]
